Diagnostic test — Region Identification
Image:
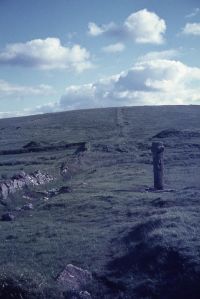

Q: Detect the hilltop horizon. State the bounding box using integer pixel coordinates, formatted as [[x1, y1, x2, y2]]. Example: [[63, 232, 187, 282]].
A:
[[1, 103, 200, 120]]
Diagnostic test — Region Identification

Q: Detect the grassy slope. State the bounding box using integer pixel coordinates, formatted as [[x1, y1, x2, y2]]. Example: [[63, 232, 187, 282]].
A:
[[0, 105, 200, 298]]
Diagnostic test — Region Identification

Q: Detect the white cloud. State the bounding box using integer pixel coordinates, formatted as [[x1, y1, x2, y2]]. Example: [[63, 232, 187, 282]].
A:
[[88, 22, 105, 36], [88, 22, 118, 37], [34, 55, 200, 114], [0, 38, 93, 72], [0, 80, 54, 98], [182, 23, 200, 35], [185, 8, 200, 18], [124, 9, 166, 44], [2, 54, 200, 118], [102, 43, 125, 53], [88, 9, 166, 44], [138, 49, 179, 61]]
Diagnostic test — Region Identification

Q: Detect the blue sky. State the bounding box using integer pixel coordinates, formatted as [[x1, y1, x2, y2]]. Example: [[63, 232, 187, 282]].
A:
[[0, 0, 200, 118]]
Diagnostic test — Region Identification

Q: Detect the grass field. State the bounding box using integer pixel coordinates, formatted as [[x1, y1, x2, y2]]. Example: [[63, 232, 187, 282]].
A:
[[0, 105, 200, 298]]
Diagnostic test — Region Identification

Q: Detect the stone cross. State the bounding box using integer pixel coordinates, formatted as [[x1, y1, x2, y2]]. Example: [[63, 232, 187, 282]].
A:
[[151, 142, 164, 190]]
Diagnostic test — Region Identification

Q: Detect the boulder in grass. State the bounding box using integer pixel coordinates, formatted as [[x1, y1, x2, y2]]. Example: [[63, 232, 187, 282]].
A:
[[79, 291, 92, 299], [22, 203, 34, 210], [0, 183, 9, 199], [57, 264, 92, 292], [1, 213, 15, 221]]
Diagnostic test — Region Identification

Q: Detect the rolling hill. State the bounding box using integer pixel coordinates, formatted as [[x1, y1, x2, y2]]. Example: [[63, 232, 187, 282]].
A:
[[0, 105, 200, 298]]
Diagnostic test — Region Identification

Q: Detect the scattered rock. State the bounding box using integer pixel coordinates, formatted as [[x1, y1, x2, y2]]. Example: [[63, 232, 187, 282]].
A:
[[37, 186, 72, 198], [60, 162, 80, 179], [1, 213, 15, 221], [22, 203, 34, 210], [22, 195, 31, 200], [57, 264, 92, 292], [15, 207, 22, 211], [12, 171, 26, 180], [49, 186, 72, 197]]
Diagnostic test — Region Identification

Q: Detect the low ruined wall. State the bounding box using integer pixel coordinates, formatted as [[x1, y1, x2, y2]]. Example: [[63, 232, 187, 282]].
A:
[[0, 171, 53, 199]]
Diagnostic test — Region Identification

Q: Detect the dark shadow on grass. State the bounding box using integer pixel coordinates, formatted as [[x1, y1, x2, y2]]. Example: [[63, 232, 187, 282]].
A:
[[104, 219, 200, 299]]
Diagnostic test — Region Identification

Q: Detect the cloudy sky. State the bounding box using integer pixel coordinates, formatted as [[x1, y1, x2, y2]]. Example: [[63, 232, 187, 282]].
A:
[[0, 0, 200, 118]]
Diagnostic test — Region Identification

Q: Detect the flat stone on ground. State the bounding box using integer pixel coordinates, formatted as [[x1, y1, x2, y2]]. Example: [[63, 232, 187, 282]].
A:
[[57, 264, 92, 292]]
